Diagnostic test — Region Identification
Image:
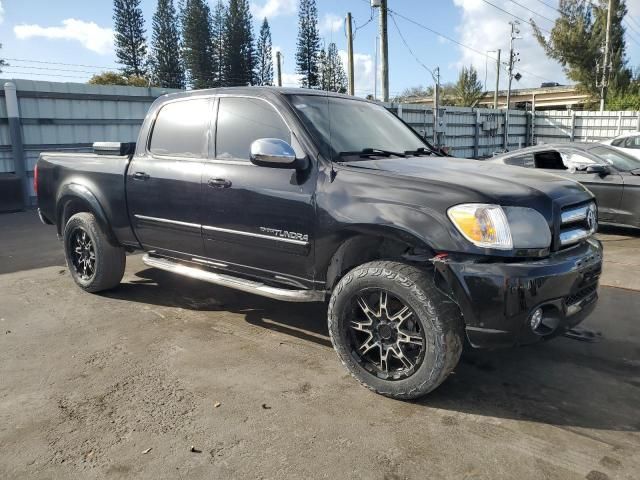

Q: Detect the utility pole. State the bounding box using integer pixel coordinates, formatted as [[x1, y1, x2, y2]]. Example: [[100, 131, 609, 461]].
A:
[[276, 51, 282, 87], [374, 35, 379, 100], [494, 49, 501, 109], [346, 12, 355, 96], [376, 0, 389, 102], [504, 21, 520, 150], [600, 0, 613, 111], [433, 67, 441, 146]]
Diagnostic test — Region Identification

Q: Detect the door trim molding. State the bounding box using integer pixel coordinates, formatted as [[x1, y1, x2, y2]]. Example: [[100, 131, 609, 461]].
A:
[[202, 224, 309, 246], [134, 214, 201, 230]]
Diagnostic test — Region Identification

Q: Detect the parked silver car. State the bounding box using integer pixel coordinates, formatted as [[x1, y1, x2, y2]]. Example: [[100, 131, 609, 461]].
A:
[[489, 143, 640, 229], [601, 133, 640, 160]]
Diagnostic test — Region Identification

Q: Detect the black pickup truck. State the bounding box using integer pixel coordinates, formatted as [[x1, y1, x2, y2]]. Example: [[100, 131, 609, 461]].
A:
[[36, 87, 602, 399]]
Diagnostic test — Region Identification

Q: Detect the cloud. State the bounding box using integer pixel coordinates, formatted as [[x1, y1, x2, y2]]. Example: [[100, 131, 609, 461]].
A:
[[14, 19, 113, 55], [0, 1, 4, 25], [320, 13, 343, 35], [339, 50, 375, 97], [281, 72, 303, 87], [451, 0, 566, 89], [251, 0, 296, 20]]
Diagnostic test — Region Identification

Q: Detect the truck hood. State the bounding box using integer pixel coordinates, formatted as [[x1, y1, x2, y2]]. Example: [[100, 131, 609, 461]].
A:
[[341, 156, 590, 205]]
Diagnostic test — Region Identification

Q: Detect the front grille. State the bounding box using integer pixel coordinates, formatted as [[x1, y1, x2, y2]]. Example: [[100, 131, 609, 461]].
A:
[[558, 201, 597, 249]]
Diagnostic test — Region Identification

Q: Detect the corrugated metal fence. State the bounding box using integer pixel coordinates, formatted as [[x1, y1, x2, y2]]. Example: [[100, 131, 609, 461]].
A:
[[391, 104, 640, 157], [2, 79, 640, 210], [0, 79, 179, 208]]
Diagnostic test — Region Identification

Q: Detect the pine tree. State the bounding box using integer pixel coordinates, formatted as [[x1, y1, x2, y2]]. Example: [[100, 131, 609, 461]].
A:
[[113, 0, 148, 77], [151, 0, 185, 89], [224, 0, 255, 86], [533, 0, 631, 98], [211, 0, 227, 87], [295, 0, 320, 88], [319, 43, 347, 93], [255, 18, 274, 86], [454, 65, 483, 107], [181, 0, 214, 89]]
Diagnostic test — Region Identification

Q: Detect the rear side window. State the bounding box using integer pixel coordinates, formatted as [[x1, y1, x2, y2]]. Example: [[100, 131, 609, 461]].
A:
[[534, 151, 567, 170], [149, 98, 210, 158], [505, 153, 534, 167], [216, 97, 290, 161]]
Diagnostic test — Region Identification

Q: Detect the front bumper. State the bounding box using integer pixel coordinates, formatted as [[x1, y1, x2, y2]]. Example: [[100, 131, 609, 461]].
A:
[[437, 238, 603, 349]]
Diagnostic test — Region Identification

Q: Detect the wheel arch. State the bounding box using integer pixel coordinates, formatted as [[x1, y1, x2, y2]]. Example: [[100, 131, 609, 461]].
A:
[[56, 184, 117, 245], [323, 225, 437, 290]]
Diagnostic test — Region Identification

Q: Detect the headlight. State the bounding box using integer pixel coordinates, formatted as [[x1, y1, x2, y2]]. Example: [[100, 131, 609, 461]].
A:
[[447, 204, 513, 249]]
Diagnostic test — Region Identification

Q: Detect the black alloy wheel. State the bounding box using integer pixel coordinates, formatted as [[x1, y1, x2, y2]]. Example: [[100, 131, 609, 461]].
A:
[[346, 288, 426, 381]]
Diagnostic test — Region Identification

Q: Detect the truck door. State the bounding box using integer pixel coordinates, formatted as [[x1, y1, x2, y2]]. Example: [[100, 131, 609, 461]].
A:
[[127, 97, 211, 258], [201, 96, 316, 289]]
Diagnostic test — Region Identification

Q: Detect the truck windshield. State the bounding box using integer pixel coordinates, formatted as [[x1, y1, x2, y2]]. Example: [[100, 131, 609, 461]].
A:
[[287, 94, 429, 161]]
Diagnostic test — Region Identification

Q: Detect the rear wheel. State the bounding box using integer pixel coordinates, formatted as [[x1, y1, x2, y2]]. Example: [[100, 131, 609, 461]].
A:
[[328, 260, 463, 399], [63, 212, 125, 292]]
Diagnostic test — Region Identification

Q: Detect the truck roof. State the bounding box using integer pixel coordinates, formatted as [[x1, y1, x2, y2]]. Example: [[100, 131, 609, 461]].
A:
[[157, 86, 373, 103]]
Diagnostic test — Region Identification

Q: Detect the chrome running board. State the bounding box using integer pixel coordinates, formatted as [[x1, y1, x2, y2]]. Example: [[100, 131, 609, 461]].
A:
[[142, 254, 325, 303]]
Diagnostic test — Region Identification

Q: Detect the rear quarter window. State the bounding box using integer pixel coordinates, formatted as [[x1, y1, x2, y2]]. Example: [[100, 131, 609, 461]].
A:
[[149, 98, 210, 158]]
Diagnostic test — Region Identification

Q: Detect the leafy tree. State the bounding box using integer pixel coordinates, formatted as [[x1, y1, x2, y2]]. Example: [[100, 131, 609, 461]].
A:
[[113, 0, 148, 77], [533, 0, 631, 99], [88, 71, 150, 87], [392, 85, 433, 103], [255, 18, 274, 86], [453, 65, 484, 107], [151, 0, 185, 89], [211, 0, 227, 87], [319, 43, 347, 93], [296, 0, 320, 88], [224, 0, 255, 86], [181, 0, 214, 89], [0, 44, 7, 73]]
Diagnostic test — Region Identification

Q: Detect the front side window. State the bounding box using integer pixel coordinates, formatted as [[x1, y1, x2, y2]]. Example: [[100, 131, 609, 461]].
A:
[[216, 97, 291, 161], [149, 98, 210, 158], [589, 146, 640, 171], [625, 135, 640, 149], [286, 94, 426, 160]]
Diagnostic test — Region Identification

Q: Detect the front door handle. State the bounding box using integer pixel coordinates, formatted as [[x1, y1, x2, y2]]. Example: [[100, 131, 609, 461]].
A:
[[208, 178, 232, 189], [133, 172, 150, 181]]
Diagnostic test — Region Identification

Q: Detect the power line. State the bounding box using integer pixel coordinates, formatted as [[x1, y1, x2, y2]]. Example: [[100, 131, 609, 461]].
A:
[[478, 0, 552, 34], [388, 12, 435, 78], [509, 0, 555, 24], [384, 5, 555, 83], [5, 57, 119, 70], [1, 69, 92, 79], [533, 0, 559, 13], [627, 14, 640, 32]]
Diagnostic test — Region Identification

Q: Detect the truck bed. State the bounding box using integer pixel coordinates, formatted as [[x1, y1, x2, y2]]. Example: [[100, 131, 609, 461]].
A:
[[37, 152, 139, 247]]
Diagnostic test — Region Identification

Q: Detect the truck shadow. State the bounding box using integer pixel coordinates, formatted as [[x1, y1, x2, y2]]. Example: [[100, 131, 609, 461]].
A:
[[104, 266, 640, 432]]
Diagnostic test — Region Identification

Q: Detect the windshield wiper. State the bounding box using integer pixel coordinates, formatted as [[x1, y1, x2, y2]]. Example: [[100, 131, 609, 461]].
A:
[[337, 148, 406, 160], [404, 147, 432, 156]]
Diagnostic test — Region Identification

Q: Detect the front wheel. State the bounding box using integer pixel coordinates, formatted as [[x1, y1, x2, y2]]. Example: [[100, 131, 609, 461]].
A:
[[63, 212, 125, 293], [328, 261, 463, 400]]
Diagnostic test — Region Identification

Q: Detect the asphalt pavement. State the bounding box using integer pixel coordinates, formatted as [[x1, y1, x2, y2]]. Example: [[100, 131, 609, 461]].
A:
[[1, 210, 639, 479]]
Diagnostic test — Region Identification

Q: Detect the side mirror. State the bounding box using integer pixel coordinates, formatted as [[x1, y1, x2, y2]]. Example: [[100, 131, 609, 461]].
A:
[[250, 138, 297, 168], [585, 164, 609, 176]]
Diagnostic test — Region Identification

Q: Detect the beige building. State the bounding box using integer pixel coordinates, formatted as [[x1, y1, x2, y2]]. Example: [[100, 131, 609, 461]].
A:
[[403, 85, 591, 111]]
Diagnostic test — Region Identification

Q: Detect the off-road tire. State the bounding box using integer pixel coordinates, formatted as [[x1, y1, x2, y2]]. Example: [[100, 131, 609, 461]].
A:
[[63, 212, 125, 293], [328, 260, 463, 400]]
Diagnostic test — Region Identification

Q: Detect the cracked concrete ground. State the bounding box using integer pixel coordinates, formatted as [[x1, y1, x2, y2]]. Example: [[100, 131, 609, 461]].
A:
[[1, 211, 639, 479]]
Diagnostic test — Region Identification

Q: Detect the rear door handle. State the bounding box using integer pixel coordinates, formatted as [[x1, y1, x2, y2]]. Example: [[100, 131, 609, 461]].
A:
[[208, 178, 232, 189], [133, 172, 150, 181]]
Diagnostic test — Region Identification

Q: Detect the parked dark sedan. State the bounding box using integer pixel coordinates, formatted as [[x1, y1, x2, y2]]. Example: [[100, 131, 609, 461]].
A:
[[489, 143, 640, 229]]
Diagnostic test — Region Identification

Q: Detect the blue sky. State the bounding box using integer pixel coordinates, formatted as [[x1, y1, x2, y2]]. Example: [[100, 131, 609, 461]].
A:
[[1, 0, 640, 97]]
